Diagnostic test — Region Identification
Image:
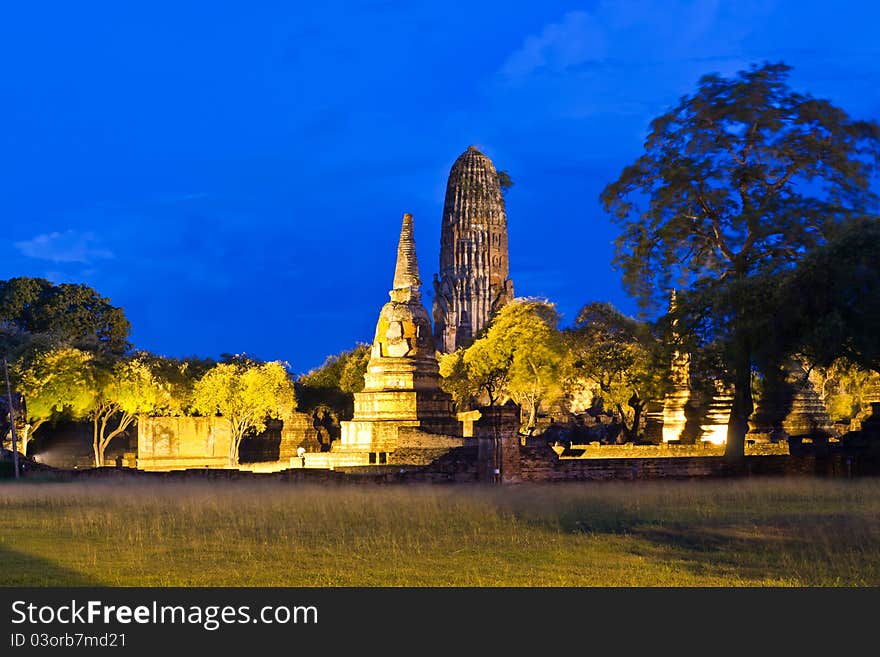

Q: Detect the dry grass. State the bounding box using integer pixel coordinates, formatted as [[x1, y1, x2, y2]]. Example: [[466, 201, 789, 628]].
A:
[[1, 477, 878, 586]]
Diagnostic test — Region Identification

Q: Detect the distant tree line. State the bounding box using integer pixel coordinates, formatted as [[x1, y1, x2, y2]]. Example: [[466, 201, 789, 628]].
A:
[[1, 277, 295, 467]]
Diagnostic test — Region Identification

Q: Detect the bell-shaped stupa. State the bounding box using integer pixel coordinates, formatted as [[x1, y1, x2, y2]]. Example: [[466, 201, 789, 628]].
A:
[[337, 213, 461, 454]]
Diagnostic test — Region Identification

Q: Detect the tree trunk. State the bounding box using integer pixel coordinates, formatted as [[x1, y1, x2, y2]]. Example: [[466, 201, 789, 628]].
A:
[[21, 419, 47, 456], [21, 424, 30, 456], [92, 416, 102, 468], [527, 399, 538, 431], [98, 413, 136, 469], [630, 400, 643, 443], [616, 394, 645, 443], [616, 403, 632, 443], [725, 331, 754, 463], [228, 430, 241, 468]]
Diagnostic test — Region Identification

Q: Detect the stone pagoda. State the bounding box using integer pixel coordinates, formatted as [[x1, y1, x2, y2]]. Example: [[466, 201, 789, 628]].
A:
[[749, 359, 835, 442], [336, 213, 462, 455], [433, 145, 515, 353], [661, 290, 731, 444], [662, 291, 691, 442]]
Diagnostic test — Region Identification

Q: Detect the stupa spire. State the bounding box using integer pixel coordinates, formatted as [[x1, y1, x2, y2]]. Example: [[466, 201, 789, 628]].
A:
[[391, 213, 421, 301]]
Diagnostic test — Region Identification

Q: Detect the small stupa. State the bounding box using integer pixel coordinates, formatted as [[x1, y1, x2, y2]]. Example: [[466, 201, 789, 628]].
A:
[[698, 381, 733, 445], [749, 359, 835, 441], [780, 362, 836, 439], [662, 291, 691, 442], [336, 213, 461, 454]]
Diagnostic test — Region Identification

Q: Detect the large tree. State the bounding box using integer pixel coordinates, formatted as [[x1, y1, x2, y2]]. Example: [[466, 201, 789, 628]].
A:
[[601, 62, 880, 460], [451, 299, 568, 431], [0, 277, 131, 355], [13, 348, 95, 455], [0, 277, 131, 356], [89, 357, 173, 467], [567, 302, 667, 442], [192, 361, 297, 467]]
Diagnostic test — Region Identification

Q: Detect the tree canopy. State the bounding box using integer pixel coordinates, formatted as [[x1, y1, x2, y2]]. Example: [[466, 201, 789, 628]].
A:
[[445, 299, 568, 430], [12, 347, 95, 454], [88, 356, 176, 467], [601, 62, 880, 459], [192, 361, 296, 466], [0, 277, 131, 356], [567, 302, 667, 442], [779, 218, 880, 374], [603, 63, 880, 306], [296, 343, 370, 426]]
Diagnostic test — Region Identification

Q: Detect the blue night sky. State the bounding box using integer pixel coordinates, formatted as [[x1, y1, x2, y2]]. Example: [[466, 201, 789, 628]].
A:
[[2, 1, 879, 373]]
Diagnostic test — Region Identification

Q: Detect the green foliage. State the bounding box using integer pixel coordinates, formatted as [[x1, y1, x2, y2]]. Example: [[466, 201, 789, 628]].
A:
[[0, 277, 131, 356], [467, 299, 569, 429], [497, 170, 514, 197], [0, 324, 64, 367], [338, 346, 371, 394], [602, 63, 880, 306], [778, 218, 880, 374], [567, 302, 667, 441], [192, 361, 296, 466], [439, 350, 479, 411], [89, 357, 175, 467], [297, 344, 369, 421], [134, 352, 215, 416], [816, 359, 877, 424], [463, 338, 512, 407], [12, 348, 96, 454], [601, 62, 880, 458]]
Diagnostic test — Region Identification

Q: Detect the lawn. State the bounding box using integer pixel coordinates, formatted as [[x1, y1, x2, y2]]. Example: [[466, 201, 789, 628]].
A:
[[1, 477, 878, 586]]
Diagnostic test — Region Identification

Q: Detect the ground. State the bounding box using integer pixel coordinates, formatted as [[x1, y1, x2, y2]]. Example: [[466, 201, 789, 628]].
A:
[[0, 477, 878, 586]]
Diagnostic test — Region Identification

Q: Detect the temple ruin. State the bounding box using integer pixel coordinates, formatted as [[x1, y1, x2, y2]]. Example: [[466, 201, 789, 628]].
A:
[[433, 145, 514, 352], [136, 213, 465, 472], [334, 213, 463, 456]]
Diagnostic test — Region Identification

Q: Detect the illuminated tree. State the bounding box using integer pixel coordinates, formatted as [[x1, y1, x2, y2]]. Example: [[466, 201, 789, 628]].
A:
[[815, 359, 876, 424], [464, 339, 512, 407], [462, 299, 568, 431], [134, 352, 215, 416], [337, 345, 371, 394], [89, 357, 173, 467], [439, 349, 480, 412], [297, 343, 369, 422], [567, 302, 667, 442], [192, 361, 297, 467], [13, 348, 95, 455], [601, 62, 880, 460]]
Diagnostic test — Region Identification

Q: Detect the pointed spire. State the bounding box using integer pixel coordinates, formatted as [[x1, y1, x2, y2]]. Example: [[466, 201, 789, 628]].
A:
[[391, 213, 421, 301]]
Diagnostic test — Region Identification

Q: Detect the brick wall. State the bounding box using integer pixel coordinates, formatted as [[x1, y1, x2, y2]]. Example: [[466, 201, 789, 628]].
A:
[[561, 442, 789, 459]]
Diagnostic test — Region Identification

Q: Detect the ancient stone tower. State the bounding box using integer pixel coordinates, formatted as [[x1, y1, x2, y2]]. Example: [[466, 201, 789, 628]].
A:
[[336, 213, 460, 454], [433, 145, 514, 353]]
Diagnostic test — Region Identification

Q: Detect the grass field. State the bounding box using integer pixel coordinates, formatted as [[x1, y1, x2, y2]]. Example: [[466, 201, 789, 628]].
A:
[[1, 477, 879, 586]]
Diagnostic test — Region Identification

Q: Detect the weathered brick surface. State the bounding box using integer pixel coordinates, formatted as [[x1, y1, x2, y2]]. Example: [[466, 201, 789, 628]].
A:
[[434, 146, 514, 353], [561, 442, 789, 459]]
